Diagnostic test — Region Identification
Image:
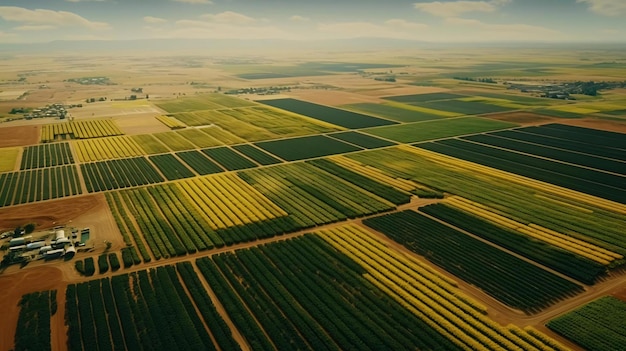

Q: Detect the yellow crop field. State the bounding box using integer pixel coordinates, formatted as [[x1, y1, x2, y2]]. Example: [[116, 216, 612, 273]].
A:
[[547, 105, 599, 114], [458, 96, 527, 109], [74, 136, 146, 162], [384, 101, 462, 117], [319, 225, 568, 351], [331, 155, 419, 191], [445, 196, 622, 265], [175, 173, 288, 230], [155, 115, 186, 129], [41, 119, 123, 142], [0, 147, 19, 172]]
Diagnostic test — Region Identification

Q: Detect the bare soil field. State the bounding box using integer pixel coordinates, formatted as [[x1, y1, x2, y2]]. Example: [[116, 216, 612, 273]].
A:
[[114, 112, 170, 135], [556, 117, 626, 133], [0, 194, 102, 232], [487, 112, 555, 125], [0, 266, 66, 351], [0, 125, 39, 147]]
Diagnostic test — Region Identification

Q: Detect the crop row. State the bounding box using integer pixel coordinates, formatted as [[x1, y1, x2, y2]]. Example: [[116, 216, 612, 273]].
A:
[[117, 186, 216, 259], [196, 234, 461, 350], [464, 133, 626, 175], [148, 154, 195, 180], [307, 158, 411, 205], [255, 134, 361, 162], [173, 105, 337, 142], [417, 138, 626, 204], [349, 146, 626, 255], [0, 165, 81, 207], [232, 144, 282, 165], [155, 115, 186, 129], [20, 143, 74, 170], [522, 123, 626, 151], [240, 163, 394, 229], [41, 119, 123, 142], [14, 290, 56, 351], [420, 203, 607, 285], [444, 196, 622, 265], [105, 191, 151, 262], [319, 225, 568, 351], [547, 296, 626, 351], [202, 147, 257, 170], [260, 98, 397, 129], [176, 150, 224, 175], [490, 129, 626, 162], [327, 131, 396, 149], [363, 210, 584, 312], [74, 136, 145, 162], [65, 267, 218, 351], [81, 157, 163, 192]]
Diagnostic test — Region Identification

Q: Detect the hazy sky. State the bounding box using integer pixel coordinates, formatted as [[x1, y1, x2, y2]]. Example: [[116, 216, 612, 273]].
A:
[[0, 0, 624, 43]]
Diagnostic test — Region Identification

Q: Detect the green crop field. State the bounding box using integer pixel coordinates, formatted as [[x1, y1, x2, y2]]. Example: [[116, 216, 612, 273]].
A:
[[342, 103, 444, 122], [383, 92, 466, 103], [156, 94, 255, 113], [328, 131, 395, 149], [260, 98, 397, 129], [547, 296, 626, 351], [255, 135, 362, 161], [418, 99, 515, 115], [364, 117, 517, 143]]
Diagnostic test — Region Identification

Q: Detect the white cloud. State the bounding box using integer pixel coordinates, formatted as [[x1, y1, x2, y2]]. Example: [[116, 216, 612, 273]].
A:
[[414, 0, 510, 17], [317, 21, 430, 40], [577, 0, 626, 16], [444, 17, 561, 40], [385, 19, 429, 30], [200, 11, 256, 24], [172, 0, 213, 4], [144, 16, 167, 24], [14, 25, 56, 31], [290, 15, 310, 22], [0, 6, 110, 30], [65, 0, 106, 2]]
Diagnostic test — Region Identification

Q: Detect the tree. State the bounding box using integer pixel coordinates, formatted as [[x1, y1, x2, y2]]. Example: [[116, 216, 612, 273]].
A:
[[24, 223, 36, 234]]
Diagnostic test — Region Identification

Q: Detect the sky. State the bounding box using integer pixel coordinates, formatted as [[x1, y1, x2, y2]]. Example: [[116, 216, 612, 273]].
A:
[[0, 0, 624, 43]]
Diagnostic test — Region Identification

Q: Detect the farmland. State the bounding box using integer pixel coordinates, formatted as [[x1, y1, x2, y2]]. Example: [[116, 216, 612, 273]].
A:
[[74, 136, 144, 162], [417, 124, 626, 203], [155, 93, 255, 113], [364, 210, 584, 312], [81, 157, 163, 192], [0, 147, 19, 172], [342, 102, 444, 122], [255, 135, 362, 161], [260, 98, 397, 129], [327, 131, 396, 149], [41, 119, 123, 142], [547, 296, 626, 351], [0, 165, 81, 206], [20, 143, 74, 169], [3, 46, 626, 351], [365, 117, 517, 143], [173, 106, 340, 142]]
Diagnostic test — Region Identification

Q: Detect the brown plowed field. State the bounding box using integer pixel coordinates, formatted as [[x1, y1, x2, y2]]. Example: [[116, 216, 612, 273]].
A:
[[0, 125, 40, 147]]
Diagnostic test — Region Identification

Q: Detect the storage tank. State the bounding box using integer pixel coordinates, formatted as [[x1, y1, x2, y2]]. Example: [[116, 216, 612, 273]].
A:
[[26, 241, 46, 250], [44, 249, 65, 260], [55, 230, 66, 240], [64, 246, 76, 259], [9, 235, 32, 247], [52, 238, 70, 249], [39, 246, 53, 253]]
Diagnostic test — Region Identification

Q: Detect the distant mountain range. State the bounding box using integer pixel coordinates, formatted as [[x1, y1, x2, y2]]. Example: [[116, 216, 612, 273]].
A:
[[1, 38, 623, 55]]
